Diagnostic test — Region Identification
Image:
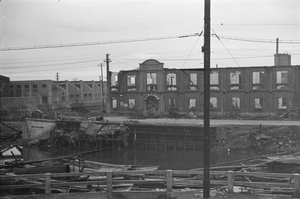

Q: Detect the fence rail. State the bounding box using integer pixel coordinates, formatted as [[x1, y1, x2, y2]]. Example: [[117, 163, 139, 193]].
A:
[[1, 170, 299, 198]]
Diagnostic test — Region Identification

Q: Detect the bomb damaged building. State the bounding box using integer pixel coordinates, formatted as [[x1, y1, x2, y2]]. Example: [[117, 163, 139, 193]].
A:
[[109, 59, 300, 119], [1, 55, 299, 119]]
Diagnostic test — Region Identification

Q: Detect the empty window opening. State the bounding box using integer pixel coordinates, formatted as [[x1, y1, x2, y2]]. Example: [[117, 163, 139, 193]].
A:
[[232, 97, 240, 109]]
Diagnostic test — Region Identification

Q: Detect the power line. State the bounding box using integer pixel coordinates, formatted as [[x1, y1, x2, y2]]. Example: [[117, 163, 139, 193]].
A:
[[2, 63, 98, 73], [3, 54, 299, 71], [117, 54, 297, 61], [0, 58, 101, 69], [212, 29, 285, 122], [1, 33, 298, 53], [0, 33, 201, 51], [212, 23, 300, 26], [1, 55, 101, 65], [211, 29, 240, 67], [213, 35, 300, 44], [180, 31, 203, 69]]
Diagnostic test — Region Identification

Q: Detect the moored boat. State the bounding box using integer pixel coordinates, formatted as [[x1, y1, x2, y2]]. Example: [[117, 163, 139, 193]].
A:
[[22, 118, 131, 150]]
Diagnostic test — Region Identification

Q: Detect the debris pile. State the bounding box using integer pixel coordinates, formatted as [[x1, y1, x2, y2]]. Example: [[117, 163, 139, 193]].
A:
[[214, 125, 300, 154], [35, 121, 131, 150]]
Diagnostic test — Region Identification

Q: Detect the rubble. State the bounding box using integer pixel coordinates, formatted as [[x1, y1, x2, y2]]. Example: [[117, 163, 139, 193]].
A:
[[214, 125, 300, 155]]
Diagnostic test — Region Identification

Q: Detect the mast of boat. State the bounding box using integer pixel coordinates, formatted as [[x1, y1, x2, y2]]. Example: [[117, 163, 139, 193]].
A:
[[203, 0, 211, 198]]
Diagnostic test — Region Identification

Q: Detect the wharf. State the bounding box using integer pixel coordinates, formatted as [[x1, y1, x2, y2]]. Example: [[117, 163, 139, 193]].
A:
[[106, 116, 300, 127]]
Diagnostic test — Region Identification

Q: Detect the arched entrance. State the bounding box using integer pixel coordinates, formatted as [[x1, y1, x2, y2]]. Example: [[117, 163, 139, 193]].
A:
[[146, 96, 159, 112], [144, 94, 160, 115]]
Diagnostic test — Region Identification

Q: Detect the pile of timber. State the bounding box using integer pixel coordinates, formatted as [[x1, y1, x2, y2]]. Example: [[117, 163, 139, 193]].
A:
[[0, 151, 160, 195]]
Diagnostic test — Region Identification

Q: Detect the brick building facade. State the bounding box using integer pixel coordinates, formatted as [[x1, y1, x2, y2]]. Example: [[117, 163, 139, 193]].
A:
[[110, 59, 300, 119], [5, 80, 106, 109], [0, 75, 10, 97]]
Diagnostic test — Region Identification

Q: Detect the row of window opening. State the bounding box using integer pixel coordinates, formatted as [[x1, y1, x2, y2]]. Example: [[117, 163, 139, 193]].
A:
[[110, 97, 288, 110], [119, 70, 290, 91]]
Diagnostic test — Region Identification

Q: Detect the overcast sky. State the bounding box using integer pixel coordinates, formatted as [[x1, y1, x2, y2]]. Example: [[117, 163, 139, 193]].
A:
[[0, 0, 299, 81]]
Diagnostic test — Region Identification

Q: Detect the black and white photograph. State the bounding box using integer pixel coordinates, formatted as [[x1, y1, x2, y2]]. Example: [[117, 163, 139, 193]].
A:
[[1, 0, 299, 198]]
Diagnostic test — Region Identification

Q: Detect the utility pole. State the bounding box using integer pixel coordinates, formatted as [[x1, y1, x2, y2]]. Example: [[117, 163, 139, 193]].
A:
[[104, 54, 111, 114], [56, 72, 59, 104], [203, 0, 211, 198], [98, 63, 105, 112], [275, 38, 279, 66], [74, 78, 77, 103]]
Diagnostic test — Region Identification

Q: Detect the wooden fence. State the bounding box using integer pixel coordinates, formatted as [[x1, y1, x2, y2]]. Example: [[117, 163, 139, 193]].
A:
[[1, 170, 299, 198]]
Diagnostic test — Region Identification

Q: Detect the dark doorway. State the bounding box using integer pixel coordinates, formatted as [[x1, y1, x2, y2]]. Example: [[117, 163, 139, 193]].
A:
[[146, 96, 158, 112], [42, 97, 48, 105]]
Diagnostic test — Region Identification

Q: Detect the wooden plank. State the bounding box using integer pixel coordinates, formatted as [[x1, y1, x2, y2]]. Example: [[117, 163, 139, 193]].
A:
[[235, 181, 292, 188], [113, 190, 166, 194], [52, 172, 106, 177], [227, 171, 234, 193], [114, 170, 166, 175], [166, 170, 173, 193], [1, 169, 298, 198], [233, 171, 295, 178], [172, 180, 227, 186], [0, 184, 44, 190], [51, 181, 106, 187], [172, 170, 226, 175], [294, 173, 300, 197], [44, 173, 51, 194], [211, 180, 227, 185], [112, 179, 165, 184], [1, 173, 50, 179], [106, 171, 113, 193], [2, 170, 295, 179]]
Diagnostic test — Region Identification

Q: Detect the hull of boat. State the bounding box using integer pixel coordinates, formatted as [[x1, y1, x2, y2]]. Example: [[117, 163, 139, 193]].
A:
[[22, 118, 56, 145], [22, 118, 130, 148]]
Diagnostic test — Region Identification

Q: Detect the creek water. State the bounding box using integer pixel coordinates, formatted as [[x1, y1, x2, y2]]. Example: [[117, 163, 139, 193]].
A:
[[23, 145, 254, 170], [3, 122, 258, 170]]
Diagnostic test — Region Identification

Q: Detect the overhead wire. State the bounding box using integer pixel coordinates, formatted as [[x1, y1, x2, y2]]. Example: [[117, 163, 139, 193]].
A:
[[1, 32, 298, 53], [1, 33, 298, 69], [211, 28, 285, 122], [2, 33, 299, 82], [211, 29, 240, 67], [0, 33, 201, 51], [212, 23, 300, 26], [213, 35, 300, 44], [0, 59, 101, 69], [3, 63, 98, 74], [3, 54, 299, 73], [179, 31, 203, 69], [1, 55, 102, 65]]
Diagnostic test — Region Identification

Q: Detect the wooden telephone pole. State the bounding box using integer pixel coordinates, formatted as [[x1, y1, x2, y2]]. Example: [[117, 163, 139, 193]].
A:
[[56, 72, 59, 104], [105, 54, 111, 114], [203, 0, 211, 198], [98, 63, 105, 112]]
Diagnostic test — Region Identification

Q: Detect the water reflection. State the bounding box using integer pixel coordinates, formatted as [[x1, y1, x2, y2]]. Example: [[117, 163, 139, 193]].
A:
[[79, 147, 218, 170], [23, 146, 220, 170], [22, 145, 257, 170], [23, 146, 52, 161]]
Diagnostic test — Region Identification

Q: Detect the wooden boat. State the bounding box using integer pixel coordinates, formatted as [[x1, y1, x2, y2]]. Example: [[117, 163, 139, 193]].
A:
[[72, 159, 159, 173], [22, 118, 57, 145], [22, 118, 131, 149]]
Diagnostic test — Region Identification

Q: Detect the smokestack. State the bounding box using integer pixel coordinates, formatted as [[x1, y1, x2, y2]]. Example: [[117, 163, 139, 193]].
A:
[[274, 38, 291, 66], [276, 38, 279, 55]]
